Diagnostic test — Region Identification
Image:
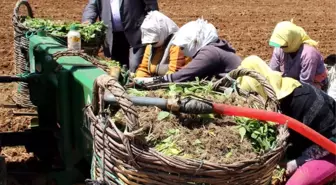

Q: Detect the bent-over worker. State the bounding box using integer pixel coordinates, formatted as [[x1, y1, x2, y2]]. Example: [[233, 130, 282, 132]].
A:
[[238, 55, 336, 185], [134, 18, 242, 83], [135, 11, 191, 78]]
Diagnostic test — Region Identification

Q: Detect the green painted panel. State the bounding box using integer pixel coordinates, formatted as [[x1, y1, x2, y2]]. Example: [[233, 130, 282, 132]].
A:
[[29, 35, 106, 173]]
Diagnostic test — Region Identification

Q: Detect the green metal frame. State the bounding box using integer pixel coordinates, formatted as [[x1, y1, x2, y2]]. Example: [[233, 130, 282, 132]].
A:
[[28, 35, 106, 184]]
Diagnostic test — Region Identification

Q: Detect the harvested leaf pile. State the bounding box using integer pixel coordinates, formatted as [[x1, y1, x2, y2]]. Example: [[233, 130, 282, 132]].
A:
[[22, 17, 106, 42], [113, 81, 279, 164]]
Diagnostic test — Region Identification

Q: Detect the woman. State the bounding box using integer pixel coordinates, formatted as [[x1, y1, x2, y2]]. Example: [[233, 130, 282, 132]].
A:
[[135, 11, 191, 78], [134, 18, 242, 83], [237, 55, 336, 185], [269, 20, 328, 90]]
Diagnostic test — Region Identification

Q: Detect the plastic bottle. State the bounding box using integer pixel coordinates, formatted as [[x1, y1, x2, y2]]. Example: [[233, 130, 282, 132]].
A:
[[67, 25, 81, 50]]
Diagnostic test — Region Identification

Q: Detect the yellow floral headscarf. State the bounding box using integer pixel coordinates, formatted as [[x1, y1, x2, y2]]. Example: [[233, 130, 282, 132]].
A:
[[237, 55, 302, 100], [269, 20, 318, 53]]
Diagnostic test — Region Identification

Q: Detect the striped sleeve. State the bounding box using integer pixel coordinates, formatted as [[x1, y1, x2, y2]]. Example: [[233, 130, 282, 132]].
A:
[[166, 45, 187, 74], [162, 49, 218, 82]]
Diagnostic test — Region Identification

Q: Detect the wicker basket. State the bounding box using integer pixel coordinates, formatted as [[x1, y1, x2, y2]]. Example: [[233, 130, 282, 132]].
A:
[[85, 68, 289, 185], [12, 0, 35, 107]]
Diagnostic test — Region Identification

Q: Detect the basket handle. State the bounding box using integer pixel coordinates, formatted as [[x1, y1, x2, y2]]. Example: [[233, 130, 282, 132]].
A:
[[213, 68, 279, 109], [92, 74, 140, 132], [13, 0, 34, 19]]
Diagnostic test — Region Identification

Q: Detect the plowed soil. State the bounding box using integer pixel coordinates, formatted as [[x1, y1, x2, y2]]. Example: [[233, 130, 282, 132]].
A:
[[0, 0, 335, 184]]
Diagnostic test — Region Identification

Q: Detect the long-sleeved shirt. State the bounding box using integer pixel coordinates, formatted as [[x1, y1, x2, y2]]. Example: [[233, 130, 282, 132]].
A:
[[280, 82, 336, 159], [162, 39, 242, 82], [269, 44, 328, 89], [135, 44, 192, 77]]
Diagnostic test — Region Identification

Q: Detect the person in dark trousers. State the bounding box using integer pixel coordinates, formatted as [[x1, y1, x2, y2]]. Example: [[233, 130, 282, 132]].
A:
[[134, 18, 242, 83], [238, 55, 336, 185], [82, 0, 159, 72]]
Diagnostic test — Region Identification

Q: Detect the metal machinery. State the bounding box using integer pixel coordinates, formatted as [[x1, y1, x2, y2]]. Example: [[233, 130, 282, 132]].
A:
[[0, 33, 107, 185]]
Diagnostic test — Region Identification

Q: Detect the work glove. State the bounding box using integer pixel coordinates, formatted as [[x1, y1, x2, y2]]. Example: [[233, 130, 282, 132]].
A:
[[285, 159, 298, 176], [133, 77, 154, 84], [133, 76, 164, 84]]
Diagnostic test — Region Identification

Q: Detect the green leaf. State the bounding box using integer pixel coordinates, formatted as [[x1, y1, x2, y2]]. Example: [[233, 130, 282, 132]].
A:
[[259, 126, 264, 134], [127, 88, 147, 97], [188, 86, 201, 92], [167, 129, 179, 135], [253, 130, 261, 135], [193, 139, 202, 145], [169, 148, 181, 155], [199, 114, 215, 119], [184, 87, 194, 94], [162, 136, 172, 143], [262, 140, 271, 150], [225, 151, 232, 158], [239, 127, 246, 142], [251, 132, 258, 139], [157, 111, 170, 121], [175, 86, 184, 93], [168, 84, 176, 91]]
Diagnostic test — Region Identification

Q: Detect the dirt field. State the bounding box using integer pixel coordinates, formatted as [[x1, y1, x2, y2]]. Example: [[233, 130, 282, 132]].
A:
[[0, 0, 335, 184]]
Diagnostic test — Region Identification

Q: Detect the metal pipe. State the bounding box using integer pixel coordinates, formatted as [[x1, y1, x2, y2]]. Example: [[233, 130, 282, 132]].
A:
[[103, 92, 167, 110]]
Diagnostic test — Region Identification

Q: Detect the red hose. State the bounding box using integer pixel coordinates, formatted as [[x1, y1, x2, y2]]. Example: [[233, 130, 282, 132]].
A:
[[213, 103, 336, 155]]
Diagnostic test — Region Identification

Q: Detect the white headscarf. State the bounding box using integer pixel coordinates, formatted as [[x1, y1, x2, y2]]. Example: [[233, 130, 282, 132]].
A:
[[172, 18, 219, 57], [141, 11, 179, 47]]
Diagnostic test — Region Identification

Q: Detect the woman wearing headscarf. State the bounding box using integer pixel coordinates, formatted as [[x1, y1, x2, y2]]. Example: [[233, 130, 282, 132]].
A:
[[269, 20, 328, 90], [237, 55, 336, 185], [134, 11, 191, 78], [134, 18, 242, 83]]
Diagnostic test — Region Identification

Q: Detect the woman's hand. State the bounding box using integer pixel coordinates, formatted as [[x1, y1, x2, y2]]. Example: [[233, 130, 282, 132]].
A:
[[285, 159, 298, 176], [285, 155, 310, 177]]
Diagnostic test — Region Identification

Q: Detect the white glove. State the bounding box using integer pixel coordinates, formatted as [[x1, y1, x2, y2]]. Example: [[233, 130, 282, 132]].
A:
[[133, 77, 154, 84], [285, 154, 311, 176], [286, 159, 298, 176]]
